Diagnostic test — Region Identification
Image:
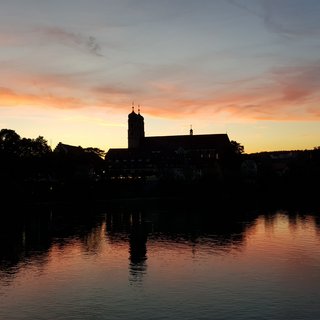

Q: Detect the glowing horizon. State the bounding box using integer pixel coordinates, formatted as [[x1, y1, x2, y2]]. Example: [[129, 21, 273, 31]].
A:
[[1, 0, 320, 153]]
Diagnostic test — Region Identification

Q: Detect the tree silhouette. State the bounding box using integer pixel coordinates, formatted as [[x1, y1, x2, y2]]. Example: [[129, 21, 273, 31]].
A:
[[84, 147, 106, 159], [0, 129, 51, 158], [230, 140, 244, 155], [0, 129, 21, 155], [20, 136, 52, 157]]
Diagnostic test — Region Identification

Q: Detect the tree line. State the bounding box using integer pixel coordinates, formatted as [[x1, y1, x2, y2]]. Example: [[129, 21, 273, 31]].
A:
[[0, 129, 51, 158], [0, 129, 106, 203], [0, 129, 106, 159]]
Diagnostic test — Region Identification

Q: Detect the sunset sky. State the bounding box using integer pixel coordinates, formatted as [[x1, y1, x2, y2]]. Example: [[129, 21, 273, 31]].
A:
[[1, 0, 319, 153]]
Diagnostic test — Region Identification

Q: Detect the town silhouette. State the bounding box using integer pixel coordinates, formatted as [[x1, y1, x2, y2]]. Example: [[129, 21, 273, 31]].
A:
[[1, 107, 320, 320], [0, 107, 319, 207]]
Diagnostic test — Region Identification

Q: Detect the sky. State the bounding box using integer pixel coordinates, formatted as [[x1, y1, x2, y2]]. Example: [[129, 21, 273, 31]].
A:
[[0, 0, 320, 153]]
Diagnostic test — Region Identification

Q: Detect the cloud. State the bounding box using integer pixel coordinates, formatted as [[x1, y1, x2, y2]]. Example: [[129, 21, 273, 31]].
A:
[[0, 87, 86, 109], [271, 64, 320, 101], [226, 0, 320, 38], [262, 0, 320, 37], [135, 60, 320, 122], [2, 56, 319, 122], [212, 66, 320, 121], [35, 26, 103, 56], [0, 33, 20, 45], [225, 0, 263, 19], [93, 85, 135, 96]]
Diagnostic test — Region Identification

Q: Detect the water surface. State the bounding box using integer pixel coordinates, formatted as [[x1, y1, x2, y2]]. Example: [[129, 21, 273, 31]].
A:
[[1, 203, 320, 319]]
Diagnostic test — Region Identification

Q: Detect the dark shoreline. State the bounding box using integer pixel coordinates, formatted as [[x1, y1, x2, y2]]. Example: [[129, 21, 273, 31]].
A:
[[2, 180, 318, 217]]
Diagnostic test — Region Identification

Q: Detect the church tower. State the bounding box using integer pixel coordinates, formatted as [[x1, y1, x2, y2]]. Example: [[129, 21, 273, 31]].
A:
[[128, 103, 145, 149]]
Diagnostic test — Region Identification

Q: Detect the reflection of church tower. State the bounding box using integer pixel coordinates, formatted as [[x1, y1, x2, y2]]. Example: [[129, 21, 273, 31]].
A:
[[128, 103, 145, 149], [129, 212, 148, 285]]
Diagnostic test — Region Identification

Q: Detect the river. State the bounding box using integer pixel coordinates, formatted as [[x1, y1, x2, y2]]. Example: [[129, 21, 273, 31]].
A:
[[1, 201, 319, 319]]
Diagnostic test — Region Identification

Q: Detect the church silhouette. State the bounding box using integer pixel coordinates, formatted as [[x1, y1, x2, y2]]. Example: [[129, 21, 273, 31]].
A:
[[105, 105, 232, 181]]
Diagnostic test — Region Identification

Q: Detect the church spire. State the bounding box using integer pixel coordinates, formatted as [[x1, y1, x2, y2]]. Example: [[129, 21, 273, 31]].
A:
[[128, 102, 145, 148]]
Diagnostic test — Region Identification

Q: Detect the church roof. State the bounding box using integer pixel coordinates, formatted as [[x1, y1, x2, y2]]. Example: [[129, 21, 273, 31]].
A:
[[142, 134, 231, 151]]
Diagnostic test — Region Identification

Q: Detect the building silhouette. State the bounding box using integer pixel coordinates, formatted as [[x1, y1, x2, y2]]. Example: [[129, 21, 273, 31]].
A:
[[128, 105, 145, 149], [105, 106, 233, 182]]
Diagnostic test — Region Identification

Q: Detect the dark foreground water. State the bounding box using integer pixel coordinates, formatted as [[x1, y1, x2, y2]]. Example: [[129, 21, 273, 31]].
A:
[[0, 201, 320, 320]]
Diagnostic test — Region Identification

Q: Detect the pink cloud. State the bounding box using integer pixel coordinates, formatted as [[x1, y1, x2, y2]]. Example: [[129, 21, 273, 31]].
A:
[[0, 87, 86, 109], [271, 64, 320, 101], [1, 52, 319, 123], [140, 62, 320, 122]]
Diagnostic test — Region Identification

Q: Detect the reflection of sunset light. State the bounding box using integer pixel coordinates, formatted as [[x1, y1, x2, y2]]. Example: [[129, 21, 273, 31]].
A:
[[1, 211, 320, 317], [240, 213, 319, 277]]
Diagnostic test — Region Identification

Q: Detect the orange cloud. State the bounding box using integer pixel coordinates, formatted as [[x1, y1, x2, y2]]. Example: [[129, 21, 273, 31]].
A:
[[1, 57, 319, 123], [137, 62, 320, 122], [0, 87, 86, 109]]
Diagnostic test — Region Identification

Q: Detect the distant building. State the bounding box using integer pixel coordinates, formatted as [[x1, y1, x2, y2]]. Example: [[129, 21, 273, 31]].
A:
[[54, 142, 83, 155], [105, 106, 233, 181], [54, 142, 103, 180]]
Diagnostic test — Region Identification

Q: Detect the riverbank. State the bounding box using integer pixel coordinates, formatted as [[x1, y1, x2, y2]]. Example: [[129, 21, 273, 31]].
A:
[[1, 178, 318, 216]]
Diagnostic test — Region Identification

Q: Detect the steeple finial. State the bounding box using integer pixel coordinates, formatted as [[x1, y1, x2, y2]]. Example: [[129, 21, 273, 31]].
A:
[[190, 124, 193, 136], [132, 101, 134, 112], [138, 105, 140, 114]]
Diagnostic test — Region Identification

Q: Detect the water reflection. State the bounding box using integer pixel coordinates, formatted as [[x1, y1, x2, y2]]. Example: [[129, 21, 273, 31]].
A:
[[0, 206, 104, 288], [128, 212, 148, 284], [0, 212, 50, 286], [0, 203, 320, 320], [0, 204, 319, 290], [102, 207, 255, 284], [0, 205, 253, 286]]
